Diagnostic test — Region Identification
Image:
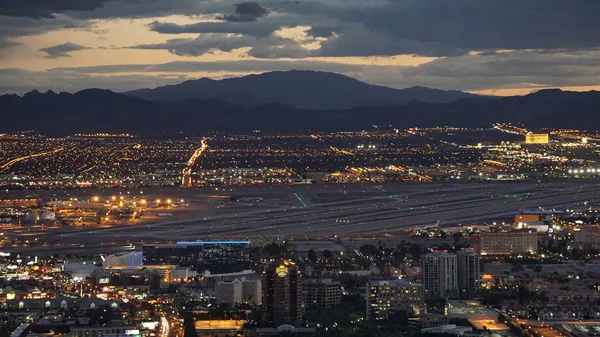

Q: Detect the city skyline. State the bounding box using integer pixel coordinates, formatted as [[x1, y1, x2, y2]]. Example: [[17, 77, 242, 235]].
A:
[[2, 1, 600, 95]]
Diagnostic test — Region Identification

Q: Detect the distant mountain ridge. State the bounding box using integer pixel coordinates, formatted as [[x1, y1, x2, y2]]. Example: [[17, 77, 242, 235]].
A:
[[125, 70, 480, 109], [2, 86, 600, 136]]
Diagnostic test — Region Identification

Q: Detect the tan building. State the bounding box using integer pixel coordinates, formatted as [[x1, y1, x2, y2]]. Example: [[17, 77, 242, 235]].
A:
[[471, 229, 538, 255], [366, 280, 425, 320], [215, 278, 262, 306], [304, 279, 341, 308], [525, 133, 549, 144], [574, 226, 600, 249]]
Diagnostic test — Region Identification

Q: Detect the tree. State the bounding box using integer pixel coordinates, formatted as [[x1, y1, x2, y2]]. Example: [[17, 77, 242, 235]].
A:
[[322, 250, 334, 259], [409, 244, 422, 260], [308, 249, 317, 263], [359, 244, 379, 256], [264, 243, 282, 256], [183, 312, 198, 337]]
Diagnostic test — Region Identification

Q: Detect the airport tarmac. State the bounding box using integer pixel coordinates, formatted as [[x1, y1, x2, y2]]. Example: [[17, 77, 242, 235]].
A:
[[3, 180, 600, 253]]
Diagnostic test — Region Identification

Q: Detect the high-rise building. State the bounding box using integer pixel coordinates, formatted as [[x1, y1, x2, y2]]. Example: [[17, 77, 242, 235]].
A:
[[470, 229, 538, 255], [215, 278, 262, 306], [457, 250, 480, 298], [421, 252, 458, 300], [304, 279, 341, 308], [215, 279, 243, 305], [242, 278, 262, 305], [262, 260, 304, 325], [366, 280, 425, 320], [142, 241, 250, 272]]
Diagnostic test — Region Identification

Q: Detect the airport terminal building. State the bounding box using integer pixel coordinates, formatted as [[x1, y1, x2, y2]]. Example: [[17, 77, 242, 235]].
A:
[[142, 241, 251, 273]]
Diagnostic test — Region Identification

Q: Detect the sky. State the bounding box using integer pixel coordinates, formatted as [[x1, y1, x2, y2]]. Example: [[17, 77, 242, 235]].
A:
[[1, 0, 600, 95]]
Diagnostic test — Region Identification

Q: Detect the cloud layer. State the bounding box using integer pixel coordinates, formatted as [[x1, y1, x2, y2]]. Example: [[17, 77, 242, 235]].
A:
[[1, 0, 600, 94], [40, 42, 88, 58]]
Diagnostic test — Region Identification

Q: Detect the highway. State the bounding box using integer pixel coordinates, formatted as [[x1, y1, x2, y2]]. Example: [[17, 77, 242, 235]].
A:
[[181, 138, 208, 187]]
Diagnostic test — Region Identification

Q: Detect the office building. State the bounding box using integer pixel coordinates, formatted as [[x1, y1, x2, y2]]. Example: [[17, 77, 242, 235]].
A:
[[304, 279, 341, 308], [421, 252, 458, 300], [262, 260, 304, 325], [574, 225, 600, 250], [215, 278, 262, 306], [366, 280, 425, 320], [215, 279, 243, 305], [242, 278, 262, 305], [525, 133, 549, 144], [457, 250, 480, 298], [142, 241, 250, 273], [470, 229, 538, 255]]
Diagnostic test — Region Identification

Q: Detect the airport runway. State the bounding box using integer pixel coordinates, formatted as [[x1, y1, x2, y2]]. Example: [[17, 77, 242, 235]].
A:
[[7, 180, 600, 251]]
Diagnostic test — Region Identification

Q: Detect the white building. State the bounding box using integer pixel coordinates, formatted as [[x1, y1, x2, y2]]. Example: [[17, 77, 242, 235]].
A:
[[242, 278, 262, 305], [421, 252, 458, 300], [102, 252, 143, 268], [457, 250, 480, 298], [215, 279, 243, 305], [215, 278, 262, 306]]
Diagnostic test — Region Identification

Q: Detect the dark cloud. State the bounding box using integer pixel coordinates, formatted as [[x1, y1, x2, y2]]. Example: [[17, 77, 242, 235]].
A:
[[0, 38, 21, 49], [131, 33, 307, 58], [0, 0, 115, 18], [148, 20, 281, 37], [280, 0, 600, 56], [0, 15, 90, 39], [313, 24, 468, 58], [306, 25, 337, 38], [132, 34, 254, 56], [40, 42, 88, 58], [219, 2, 269, 22]]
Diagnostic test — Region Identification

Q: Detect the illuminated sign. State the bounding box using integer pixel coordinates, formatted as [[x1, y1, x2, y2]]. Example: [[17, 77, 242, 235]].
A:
[[99, 278, 110, 284], [141, 322, 159, 329], [276, 265, 288, 277], [0, 252, 10, 257]]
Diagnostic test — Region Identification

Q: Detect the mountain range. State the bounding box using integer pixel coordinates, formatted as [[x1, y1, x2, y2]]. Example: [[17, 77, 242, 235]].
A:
[[1, 70, 599, 136], [125, 70, 479, 109]]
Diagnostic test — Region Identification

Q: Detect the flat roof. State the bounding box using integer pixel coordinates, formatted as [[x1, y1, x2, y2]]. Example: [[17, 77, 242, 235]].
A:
[[176, 241, 250, 245], [195, 320, 245, 330]]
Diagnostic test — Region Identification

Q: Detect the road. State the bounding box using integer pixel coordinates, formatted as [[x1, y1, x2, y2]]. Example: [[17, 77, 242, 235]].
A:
[[160, 316, 170, 337]]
